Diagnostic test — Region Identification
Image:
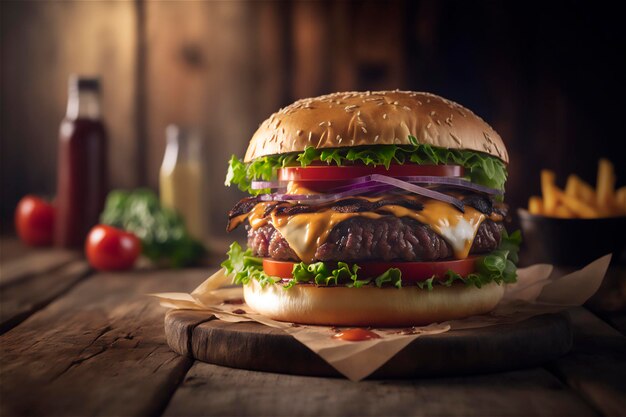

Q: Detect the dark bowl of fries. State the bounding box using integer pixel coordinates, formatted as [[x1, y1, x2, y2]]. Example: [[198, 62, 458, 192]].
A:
[[518, 159, 626, 266]]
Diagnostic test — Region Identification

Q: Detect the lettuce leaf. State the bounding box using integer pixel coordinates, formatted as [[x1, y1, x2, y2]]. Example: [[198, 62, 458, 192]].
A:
[[225, 138, 508, 195], [374, 268, 402, 289], [221, 230, 520, 291], [221, 242, 278, 286]]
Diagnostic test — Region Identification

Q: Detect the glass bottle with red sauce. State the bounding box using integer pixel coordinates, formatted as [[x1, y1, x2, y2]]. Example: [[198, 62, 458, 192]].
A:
[[54, 76, 108, 247]]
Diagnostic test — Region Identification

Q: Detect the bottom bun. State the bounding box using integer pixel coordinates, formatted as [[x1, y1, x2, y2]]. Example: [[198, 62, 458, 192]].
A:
[[243, 280, 505, 327]]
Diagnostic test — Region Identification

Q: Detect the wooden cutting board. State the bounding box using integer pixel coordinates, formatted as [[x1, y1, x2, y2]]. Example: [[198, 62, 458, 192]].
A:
[[165, 310, 572, 378]]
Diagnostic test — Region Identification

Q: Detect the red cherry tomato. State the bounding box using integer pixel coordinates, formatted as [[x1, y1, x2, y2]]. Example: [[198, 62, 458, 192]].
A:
[[85, 225, 141, 271], [263, 257, 477, 283], [15, 195, 55, 246]]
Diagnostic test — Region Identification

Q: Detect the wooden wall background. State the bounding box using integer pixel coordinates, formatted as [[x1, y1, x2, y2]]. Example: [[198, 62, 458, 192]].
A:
[[2, 0, 625, 246]]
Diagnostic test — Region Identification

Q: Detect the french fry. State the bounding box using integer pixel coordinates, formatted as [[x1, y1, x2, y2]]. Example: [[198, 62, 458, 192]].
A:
[[541, 170, 557, 215], [565, 174, 596, 205], [528, 196, 543, 215], [554, 204, 575, 218], [565, 175, 578, 198], [554, 188, 600, 218], [596, 159, 616, 210], [533, 160, 623, 219], [577, 177, 597, 206]]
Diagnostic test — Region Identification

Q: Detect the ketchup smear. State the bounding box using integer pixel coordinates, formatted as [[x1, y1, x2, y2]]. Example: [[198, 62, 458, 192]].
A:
[[333, 328, 381, 342]]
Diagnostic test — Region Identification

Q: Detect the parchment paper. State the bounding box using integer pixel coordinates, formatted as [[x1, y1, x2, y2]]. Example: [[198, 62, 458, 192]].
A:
[[151, 254, 611, 381]]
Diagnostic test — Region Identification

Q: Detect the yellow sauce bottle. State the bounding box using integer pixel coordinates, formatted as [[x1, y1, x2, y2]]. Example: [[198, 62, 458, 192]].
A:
[[159, 125, 206, 243]]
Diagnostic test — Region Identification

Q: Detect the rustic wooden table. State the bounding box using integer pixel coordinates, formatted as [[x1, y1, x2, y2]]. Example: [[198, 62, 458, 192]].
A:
[[1, 236, 625, 417]]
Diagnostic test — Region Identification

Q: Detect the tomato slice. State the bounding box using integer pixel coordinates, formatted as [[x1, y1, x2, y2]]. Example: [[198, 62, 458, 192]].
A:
[[357, 258, 477, 283], [263, 259, 298, 279], [277, 164, 464, 182], [262, 257, 477, 284]]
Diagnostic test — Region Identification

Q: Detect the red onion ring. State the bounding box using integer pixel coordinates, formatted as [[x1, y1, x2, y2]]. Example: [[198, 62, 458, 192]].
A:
[[258, 175, 465, 212], [251, 175, 501, 196]]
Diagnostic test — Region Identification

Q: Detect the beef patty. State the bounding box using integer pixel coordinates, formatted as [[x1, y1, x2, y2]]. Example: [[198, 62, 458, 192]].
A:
[[247, 217, 504, 262]]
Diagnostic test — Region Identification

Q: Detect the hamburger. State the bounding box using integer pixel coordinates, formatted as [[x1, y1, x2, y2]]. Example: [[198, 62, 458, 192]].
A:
[[222, 91, 520, 327]]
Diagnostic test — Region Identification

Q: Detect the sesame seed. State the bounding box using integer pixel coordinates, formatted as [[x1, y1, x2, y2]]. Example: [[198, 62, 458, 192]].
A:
[[374, 135, 380, 142], [383, 113, 388, 120], [337, 135, 343, 143], [450, 133, 461, 144], [361, 127, 367, 134], [350, 139, 355, 145], [308, 132, 312, 142], [426, 122, 432, 129], [393, 101, 399, 105], [417, 101, 423, 105], [297, 130, 303, 136], [430, 111, 436, 116], [436, 120, 442, 126], [403, 106, 411, 111]]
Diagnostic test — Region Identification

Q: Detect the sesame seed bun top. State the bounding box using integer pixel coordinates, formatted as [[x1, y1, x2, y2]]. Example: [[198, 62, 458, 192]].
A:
[[244, 90, 508, 164]]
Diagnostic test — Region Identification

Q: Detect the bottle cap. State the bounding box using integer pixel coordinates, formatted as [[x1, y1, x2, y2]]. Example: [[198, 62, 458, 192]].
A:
[[68, 74, 101, 92]]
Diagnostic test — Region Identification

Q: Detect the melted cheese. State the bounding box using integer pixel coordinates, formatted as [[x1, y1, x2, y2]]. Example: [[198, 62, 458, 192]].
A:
[[377, 201, 486, 258], [271, 210, 381, 263], [248, 202, 273, 229]]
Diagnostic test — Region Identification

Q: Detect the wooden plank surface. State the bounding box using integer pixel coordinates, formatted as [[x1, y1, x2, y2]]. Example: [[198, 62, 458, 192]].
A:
[[0, 237, 32, 263], [0, 246, 79, 287], [164, 363, 597, 417], [0, 260, 90, 334], [0, 268, 209, 417], [547, 307, 626, 416]]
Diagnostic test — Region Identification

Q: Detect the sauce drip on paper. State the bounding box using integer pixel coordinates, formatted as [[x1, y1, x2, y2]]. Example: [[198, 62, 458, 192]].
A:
[[333, 328, 381, 342]]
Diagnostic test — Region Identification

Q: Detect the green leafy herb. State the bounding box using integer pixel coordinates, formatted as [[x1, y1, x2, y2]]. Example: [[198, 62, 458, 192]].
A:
[[100, 189, 205, 267], [225, 139, 508, 195]]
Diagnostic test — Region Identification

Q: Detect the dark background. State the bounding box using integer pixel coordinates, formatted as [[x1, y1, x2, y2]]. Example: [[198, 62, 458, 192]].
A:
[[2, 0, 625, 247]]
